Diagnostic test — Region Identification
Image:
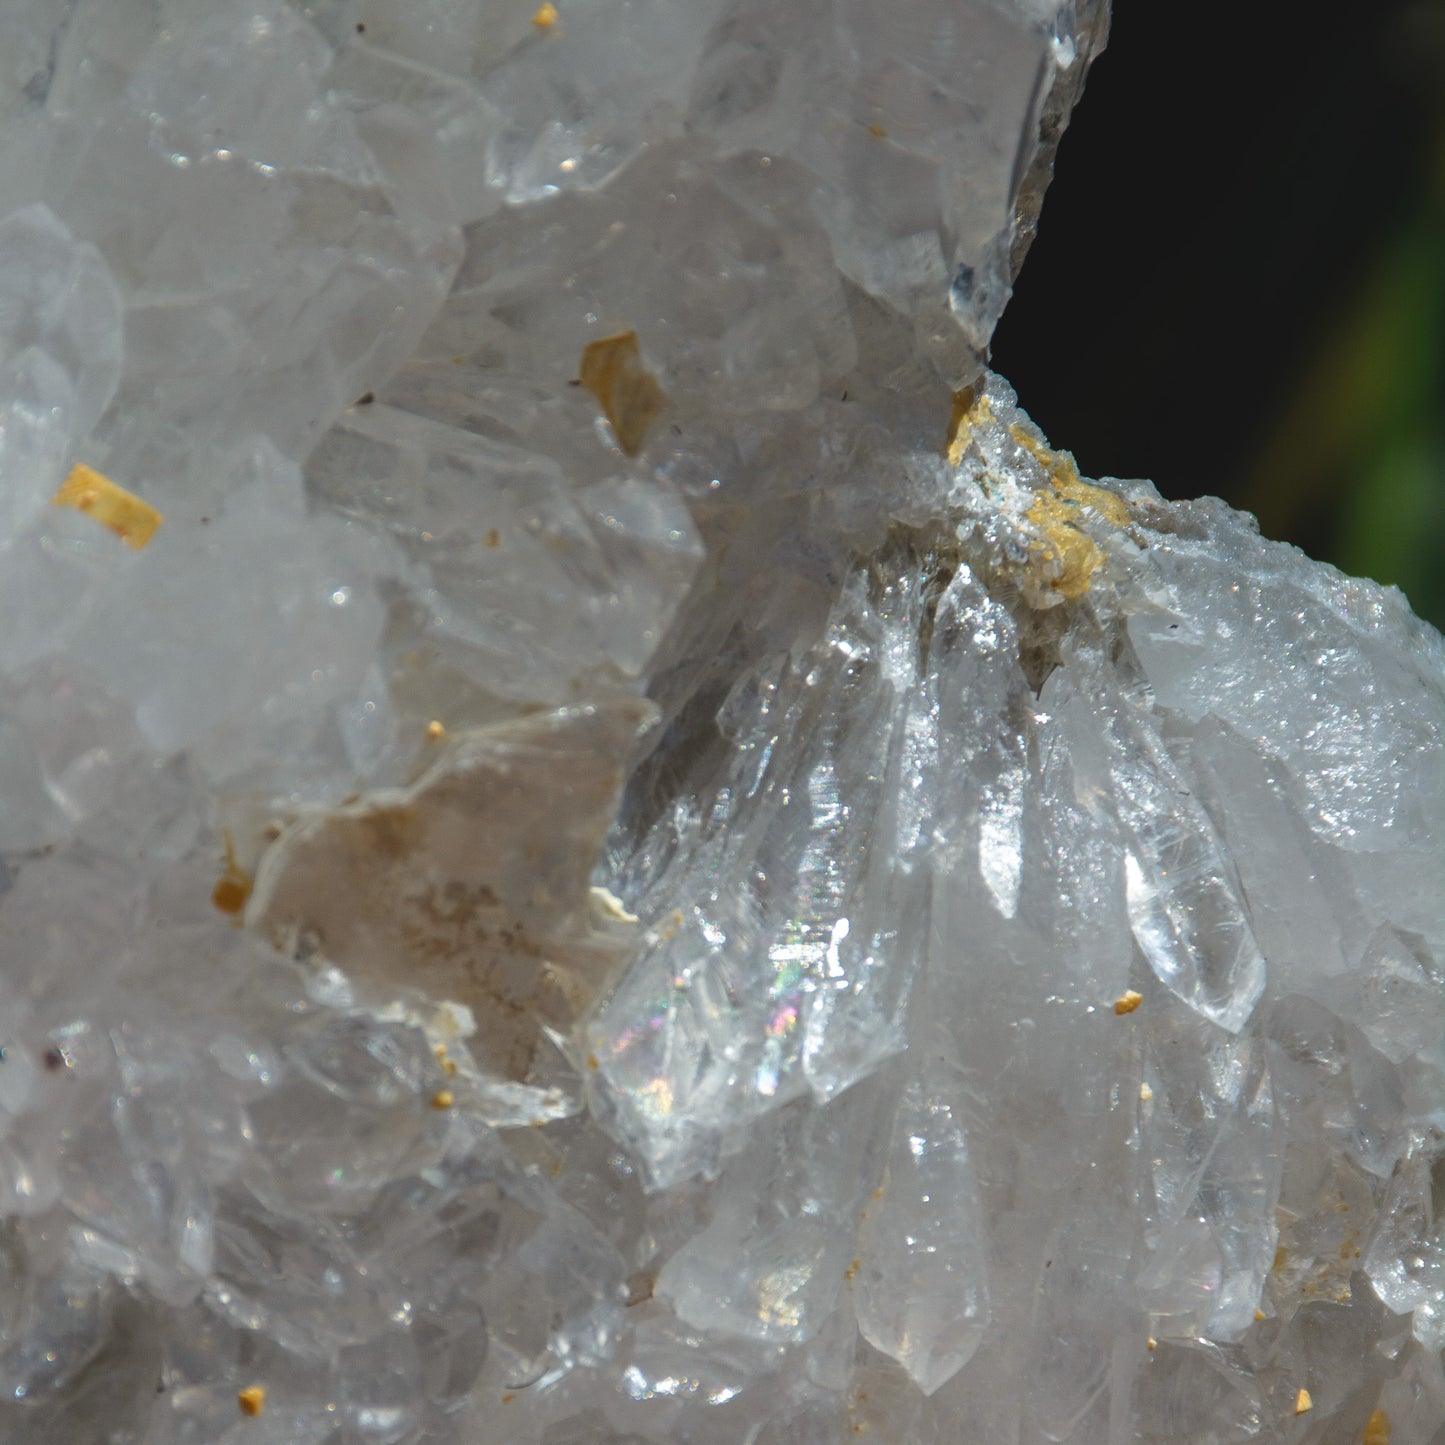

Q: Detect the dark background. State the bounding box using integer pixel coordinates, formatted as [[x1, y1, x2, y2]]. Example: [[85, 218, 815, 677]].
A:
[[991, 0, 1445, 631]]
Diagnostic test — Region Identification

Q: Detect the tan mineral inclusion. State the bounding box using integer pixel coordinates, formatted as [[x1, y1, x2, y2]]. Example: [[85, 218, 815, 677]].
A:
[[249, 703, 649, 1083], [577, 332, 668, 459]]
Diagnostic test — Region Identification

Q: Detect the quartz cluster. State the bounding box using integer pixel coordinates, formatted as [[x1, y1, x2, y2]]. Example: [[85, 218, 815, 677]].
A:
[[0, 2, 1442, 1443]]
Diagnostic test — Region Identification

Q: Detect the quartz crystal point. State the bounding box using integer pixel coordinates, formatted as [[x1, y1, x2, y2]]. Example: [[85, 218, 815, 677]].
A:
[[853, 1073, 992, 1395], [1, 3, 1443, 1444]]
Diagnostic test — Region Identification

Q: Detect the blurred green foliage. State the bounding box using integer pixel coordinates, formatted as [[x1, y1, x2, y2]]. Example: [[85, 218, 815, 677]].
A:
[[1249, 130, 1445, 632]]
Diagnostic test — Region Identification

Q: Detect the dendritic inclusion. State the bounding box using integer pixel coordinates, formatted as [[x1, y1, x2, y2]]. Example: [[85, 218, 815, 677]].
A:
[[0, 2, 1442, 1443]]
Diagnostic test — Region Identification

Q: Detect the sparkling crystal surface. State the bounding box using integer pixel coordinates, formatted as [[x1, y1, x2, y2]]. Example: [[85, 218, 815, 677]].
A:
[[1, 3, 1443, 1443]]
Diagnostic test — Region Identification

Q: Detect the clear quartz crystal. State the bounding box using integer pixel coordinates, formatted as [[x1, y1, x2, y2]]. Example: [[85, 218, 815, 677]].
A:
[[854, 1074, 991, 1395], [1, 2, 1442, 1443]]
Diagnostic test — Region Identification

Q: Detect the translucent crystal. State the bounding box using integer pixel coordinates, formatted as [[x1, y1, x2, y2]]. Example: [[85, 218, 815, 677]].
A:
[[0, 2, 1441, 1444], [1139, 996, 1280, 1341], [0, 204, 121, 541], [854, 1078, 990, 1395], [584, 559, 939, 1185], [1365, 1132, 1445, 1350]]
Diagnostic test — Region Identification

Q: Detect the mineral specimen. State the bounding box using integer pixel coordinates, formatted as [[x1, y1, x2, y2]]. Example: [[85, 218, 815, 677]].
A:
[[0, 2, 1441, 1444]]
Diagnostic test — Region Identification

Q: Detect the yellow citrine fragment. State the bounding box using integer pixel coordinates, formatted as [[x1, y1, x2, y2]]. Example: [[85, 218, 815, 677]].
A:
[[52, 463, 163, 549], [1113, 989, 1143, 1016], [1363, 1409, 1390, 1445], [1295, 1388, 1312, 1415], [532, 3, 558, 30], [578, 331, 666, 457]]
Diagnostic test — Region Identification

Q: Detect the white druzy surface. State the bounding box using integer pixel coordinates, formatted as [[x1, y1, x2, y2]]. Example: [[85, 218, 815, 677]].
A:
[[0, 3, 1441, 1443]]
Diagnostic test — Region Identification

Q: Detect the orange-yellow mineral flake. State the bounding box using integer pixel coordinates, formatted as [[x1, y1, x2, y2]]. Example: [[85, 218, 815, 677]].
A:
[[211, 832, 253, 918], [1026, 490, 1106, 600], [1008, 425, 1131, 528], [51, 463, 163, 549], [578, 331, 666, 457], [944, 386, 991, 466], [237, 1385, 266, 1418]]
